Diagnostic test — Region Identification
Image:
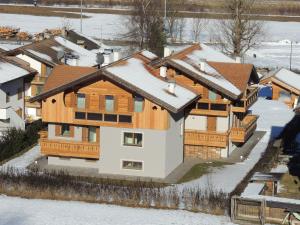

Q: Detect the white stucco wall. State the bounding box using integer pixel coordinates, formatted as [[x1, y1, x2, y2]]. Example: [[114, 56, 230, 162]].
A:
[[185, 115, 207, 131]]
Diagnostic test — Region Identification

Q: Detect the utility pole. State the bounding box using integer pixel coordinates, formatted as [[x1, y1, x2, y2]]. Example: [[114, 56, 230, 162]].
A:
[[80, 0, 83, 33], [290, 40, 293, 70]]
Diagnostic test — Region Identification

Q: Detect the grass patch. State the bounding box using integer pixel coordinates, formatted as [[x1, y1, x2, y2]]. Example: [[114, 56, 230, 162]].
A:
[[178, 161, 231, 184], [277, 173, 300, 199]]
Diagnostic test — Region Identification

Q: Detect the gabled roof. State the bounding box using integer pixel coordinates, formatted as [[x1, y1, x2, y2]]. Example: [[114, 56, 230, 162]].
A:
[[272, 68, 300, 93], [64, 30, 100, 50], [31, 51, 198, 114], [0, 55, 36, 84], [160, 44, 258, 100], [7, 37, 98, 67]]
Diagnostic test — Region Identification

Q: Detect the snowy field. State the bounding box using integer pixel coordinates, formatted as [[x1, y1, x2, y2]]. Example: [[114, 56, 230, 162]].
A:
[[0, 196, 236, 225], [1, 13, 300, 69]]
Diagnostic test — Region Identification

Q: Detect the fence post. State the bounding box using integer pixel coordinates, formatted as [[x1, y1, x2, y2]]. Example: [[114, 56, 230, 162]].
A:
[[231, 196, 236, 222], [260, 199, 266, 225]]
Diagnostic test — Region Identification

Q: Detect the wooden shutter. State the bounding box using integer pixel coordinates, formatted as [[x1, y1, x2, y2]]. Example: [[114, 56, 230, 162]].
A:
[[114, 96, 118, 112], [85, 94, 90, 110], [99, 95, 105, 111], [207, 116, 216, 131], [70, 126, 75, 137], [96, 128, 100, 143], [82, 127, 88, 142], [55, 125, 61, 136], [69, 93, 76, 107], [128, 97, 134, 112]]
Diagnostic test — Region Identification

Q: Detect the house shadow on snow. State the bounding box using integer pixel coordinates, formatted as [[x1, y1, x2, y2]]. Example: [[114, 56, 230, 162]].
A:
[[277, 115, 300, 179]]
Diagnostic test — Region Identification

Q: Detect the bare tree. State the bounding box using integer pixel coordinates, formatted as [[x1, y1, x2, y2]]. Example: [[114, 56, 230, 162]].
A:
[[191, 18, 207, 42], [213, 0, 264, 57], [123, 0, 166, 56]]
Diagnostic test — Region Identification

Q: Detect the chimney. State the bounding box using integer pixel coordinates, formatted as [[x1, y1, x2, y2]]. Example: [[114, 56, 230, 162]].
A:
[[168, 81, 176, 94], [113, 51, 119, 62], [235, 57, 241, 63], [104, 54, 111, 65], [77, 40, 85, 48], [200, 61, 205, 71], [164, 47, 171, 57], [160, 66, 167, 78]]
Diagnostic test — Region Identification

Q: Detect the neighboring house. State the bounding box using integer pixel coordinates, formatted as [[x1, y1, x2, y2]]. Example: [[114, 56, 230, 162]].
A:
[[260, 68, 300, 108], [5, 36, 99, 122], [31, 51, 198, 179], [154, 44, 260, 159], [0, 56, 36, 134]]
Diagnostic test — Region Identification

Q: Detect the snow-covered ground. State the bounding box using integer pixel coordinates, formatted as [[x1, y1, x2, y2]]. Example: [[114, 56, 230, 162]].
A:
[[1, 12, 300, 69], [176, 98, 294, 193], [0, 145, 40, 171], [0, 195, 236, 225]]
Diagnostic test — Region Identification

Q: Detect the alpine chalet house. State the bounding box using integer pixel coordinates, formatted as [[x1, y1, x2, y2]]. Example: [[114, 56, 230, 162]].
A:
[[31, 51, 198, 179], [0, 55, 36, 134], [5, 36, 98, 123], [260, 68, 300, 108], [154, 44, 260, 159]]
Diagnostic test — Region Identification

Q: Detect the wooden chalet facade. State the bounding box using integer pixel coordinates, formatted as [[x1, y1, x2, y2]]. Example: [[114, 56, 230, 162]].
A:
[[260, 68, 300, 108], [32, 51, 198, 179], [154, 44, 260, 159]]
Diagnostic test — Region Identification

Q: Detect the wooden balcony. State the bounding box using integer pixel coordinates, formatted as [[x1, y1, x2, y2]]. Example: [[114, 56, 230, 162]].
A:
[[190, 99, 230, 117], [39, 131, 100, 159], [230, 115, 258, 143], [232, 87, 259, 113], [185, 130, 229, 148], [25, 96, 41, 108], [31, 75, 47, 85]]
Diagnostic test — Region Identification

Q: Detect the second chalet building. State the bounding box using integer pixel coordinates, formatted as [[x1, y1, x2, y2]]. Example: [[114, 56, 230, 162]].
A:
[[32, 44, 260, 179], [32, 51, 198, 178]]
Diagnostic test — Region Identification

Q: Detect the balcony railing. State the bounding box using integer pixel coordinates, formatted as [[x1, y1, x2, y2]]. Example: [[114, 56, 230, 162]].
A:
[[31, 75, 47, 84], [39, 131, 100, 159], [190, 99, 230, 117], [185, 130, 229, 148], [230, 115, 258, 143], [232, 87, 259, 113]]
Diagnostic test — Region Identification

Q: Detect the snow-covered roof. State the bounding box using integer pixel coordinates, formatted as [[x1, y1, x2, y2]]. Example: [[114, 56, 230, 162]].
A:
[[241, 183, 265, 197], [274, 68, 300, 91], [0, 58, 33, 84], [140, 50, 158, 60], [170, 58, 242, 99], [15, 37, 98, 67], [187, 44, 236, 63], [104, 57, 198, 113]]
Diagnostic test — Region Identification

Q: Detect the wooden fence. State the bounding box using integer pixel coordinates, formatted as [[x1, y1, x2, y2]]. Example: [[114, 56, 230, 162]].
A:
[[231, 196, 300, 225]]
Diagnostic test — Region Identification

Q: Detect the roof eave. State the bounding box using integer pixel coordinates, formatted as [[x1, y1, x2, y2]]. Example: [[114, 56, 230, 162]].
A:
[[166, 60, 241, 100]]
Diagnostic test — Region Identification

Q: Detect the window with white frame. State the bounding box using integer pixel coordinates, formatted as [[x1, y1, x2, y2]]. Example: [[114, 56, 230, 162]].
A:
[[88, 126, 97, 143], [77, 93, 86, 109], [123, 132, 143, 147], [122, 160, 143, 170], [105, 95, 114, 112]]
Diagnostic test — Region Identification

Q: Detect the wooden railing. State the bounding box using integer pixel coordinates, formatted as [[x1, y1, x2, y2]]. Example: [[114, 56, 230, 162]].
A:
[[185, 130, 228, 148], [232, 87, 259, 113], [190, 99, 230, 117], [39, 131, 100, 159], [230, 115, 258, 143]]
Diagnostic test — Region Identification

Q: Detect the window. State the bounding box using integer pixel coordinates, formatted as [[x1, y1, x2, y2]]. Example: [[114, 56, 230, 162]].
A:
[[6, 92, 10, 103], [122, 160, 143, 170], [134, 96, 144, 112], [208, 90, 217, 100], [104, 114, 117, 122], [17, 87, 23, 100], [61, 124, 70, 137], [75, 112, 86, 120], [77, 93, 86, 109], [123, 132, 143, 147], [105, 95, 114, 112], [88, 127, 97, 143], [119, 115, 132, 123], [46, 66, 52, 76], [197, 102, 209, 110], [36, 86, 43, 95], [211, 104, 227, 111], [87, 113, 102, 121]]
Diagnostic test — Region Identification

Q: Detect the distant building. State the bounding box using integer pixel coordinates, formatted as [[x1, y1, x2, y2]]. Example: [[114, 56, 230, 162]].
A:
[[260, 68, 300, 109], [0, 55, 36, 134]]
